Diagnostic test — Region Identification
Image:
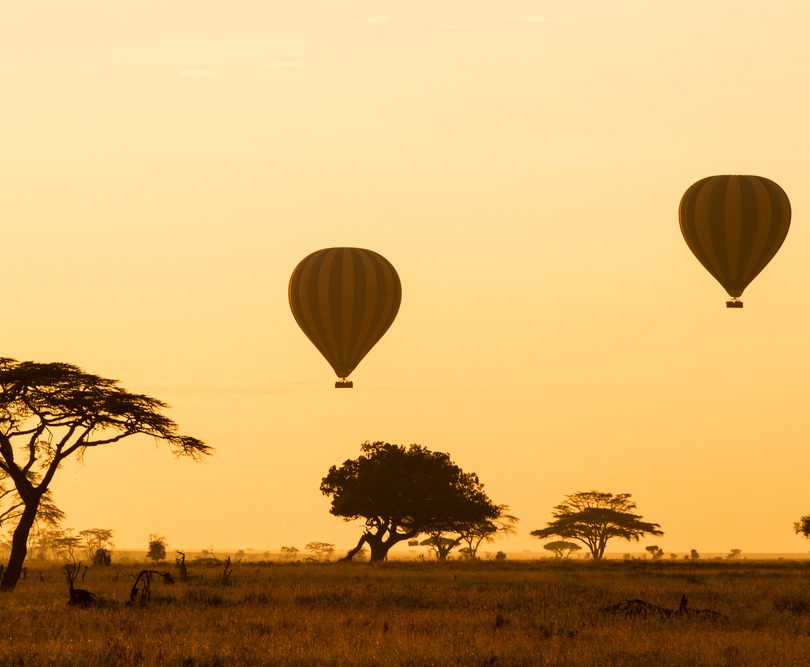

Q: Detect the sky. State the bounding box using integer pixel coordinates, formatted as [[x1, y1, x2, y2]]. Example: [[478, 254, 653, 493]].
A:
[[3, 1, 810, 557]]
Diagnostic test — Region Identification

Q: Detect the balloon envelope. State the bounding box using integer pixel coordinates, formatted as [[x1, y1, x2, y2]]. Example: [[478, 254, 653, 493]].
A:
[[288, 248, 402, 385], [678, 175, 790, 305]]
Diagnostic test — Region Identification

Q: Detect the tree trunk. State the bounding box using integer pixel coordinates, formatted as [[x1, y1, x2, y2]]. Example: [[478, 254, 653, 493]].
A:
[[341, 533, 390, 562], [1, 501, 39, 591], [368, 538, 389, 562], [341, 534, 370, 562]]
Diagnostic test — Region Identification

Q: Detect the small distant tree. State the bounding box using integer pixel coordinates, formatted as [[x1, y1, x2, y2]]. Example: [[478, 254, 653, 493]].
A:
[[49, 529, 82, 562], [794, 515, 810, 540], [689, 549, 700, 560], [280, 546, 299, 561], [32, 527, 81, 561], [544, 541, 581, 560], [78, 529, 114, 563], [420, 532, 461, 561], [304, 542, 335, 561], [147, 534, 167, 563], [727, 548, 742, 560], [645, 545, 664, 560], [531, 491, 663, 561], [457, 506, 519, 560]]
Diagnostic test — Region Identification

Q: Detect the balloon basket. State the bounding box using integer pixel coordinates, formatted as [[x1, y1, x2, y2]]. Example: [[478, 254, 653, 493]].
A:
[[335, 380, 354, 389], [726, 300, 743, 309]]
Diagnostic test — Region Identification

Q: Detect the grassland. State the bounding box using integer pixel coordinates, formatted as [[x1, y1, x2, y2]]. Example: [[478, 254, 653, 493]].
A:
[[1, 558, 809, 665]]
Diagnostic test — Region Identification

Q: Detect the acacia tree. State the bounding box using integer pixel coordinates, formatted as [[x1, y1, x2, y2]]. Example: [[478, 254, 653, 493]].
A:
[[305, 542, 336, 561], [47, 528, 82, 562], [645, 545, 664, 560], [543, 540, 581, 560], [280, 546, 299, 561], [320, 441, 500, 562], [795, 515, 810, 541], [79, 528, 114, 562], [421, 506, 519, 561], [420, 532, 461, 561], [0, 359, 210, 590], [530, 491, 663, 561], [458, 506, 519, 560]]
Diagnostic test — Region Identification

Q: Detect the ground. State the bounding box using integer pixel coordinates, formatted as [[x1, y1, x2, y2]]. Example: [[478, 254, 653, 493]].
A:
[[1, 559, 808, 665]]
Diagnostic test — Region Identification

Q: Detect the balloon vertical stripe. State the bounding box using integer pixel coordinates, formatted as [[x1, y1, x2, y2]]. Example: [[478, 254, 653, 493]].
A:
[[289, 248, 402, 383]]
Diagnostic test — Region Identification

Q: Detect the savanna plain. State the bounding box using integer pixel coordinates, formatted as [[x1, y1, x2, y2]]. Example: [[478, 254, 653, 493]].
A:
[[2, 558, 810, 666]]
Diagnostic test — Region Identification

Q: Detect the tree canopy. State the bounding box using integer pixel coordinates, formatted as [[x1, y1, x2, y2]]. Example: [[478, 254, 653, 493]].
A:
[[543, 540, 582, 560], [0, 358, 209, 590], [795, 515, 810, 540], [530, 491, 663, 561], [320, 441, 500, 562], [457, 505, 519, 560], [147, 534, 167, 563]]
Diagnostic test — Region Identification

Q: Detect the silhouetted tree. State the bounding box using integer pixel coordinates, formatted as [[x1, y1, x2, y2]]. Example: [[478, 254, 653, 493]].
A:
[[794, 515, 810, 541], [304, 542, 335, 561], [320, 441, 500, 562], [420, 505, 519, 561], [49, 529, 82, 562], [420, 532, 461, 560], [645, 545, 664, 560], [726, 548, 742, 560], [689, 549, 700, 560], [147, 535, 167, 563], [78, 528, 114, 562], [530, 491, 663, 561], [29, 527, 81, 561], [543, 540, 582, 559], [280, 546, 299, 561], [0, 359, 209, 590], [457, 505, 519, 560]]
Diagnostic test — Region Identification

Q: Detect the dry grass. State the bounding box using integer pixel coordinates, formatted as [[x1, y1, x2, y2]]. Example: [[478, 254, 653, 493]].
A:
[[1, 559, 809, 665]]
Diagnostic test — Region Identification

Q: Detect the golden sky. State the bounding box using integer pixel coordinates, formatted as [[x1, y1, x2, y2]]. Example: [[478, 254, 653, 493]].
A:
[[3, 1, 810, 556]]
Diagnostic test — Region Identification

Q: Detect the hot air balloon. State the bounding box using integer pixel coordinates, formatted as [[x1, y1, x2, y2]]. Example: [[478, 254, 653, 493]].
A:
[[679, 175, 791, 307], [289, 247, 402, 388]]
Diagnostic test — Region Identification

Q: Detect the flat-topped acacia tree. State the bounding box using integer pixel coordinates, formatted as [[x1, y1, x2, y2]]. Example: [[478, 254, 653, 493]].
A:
[[0, 358, 210, 590], [320, 441, 500, 562], [531, 491, 663, 561]]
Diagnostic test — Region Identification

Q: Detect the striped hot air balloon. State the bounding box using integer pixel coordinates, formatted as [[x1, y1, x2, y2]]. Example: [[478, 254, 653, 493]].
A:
[[678, 175, 791, 308], [289, 248, 402, 388]]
